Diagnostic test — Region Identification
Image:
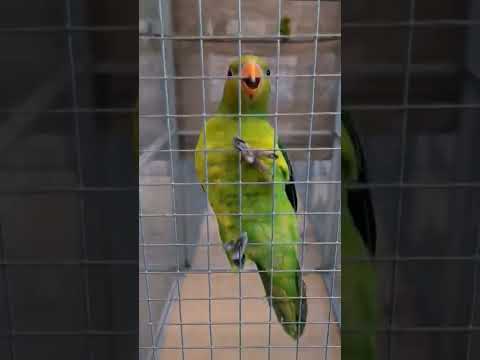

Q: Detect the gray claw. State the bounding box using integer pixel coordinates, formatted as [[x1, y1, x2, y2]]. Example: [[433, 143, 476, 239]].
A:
[[233, 137, 255, 164], [232, 136, 246, 149], [264, 151, 278, 160], [232, 136, 247, 153], [232, 136, 278, 166], [225, 232, 249, 269]]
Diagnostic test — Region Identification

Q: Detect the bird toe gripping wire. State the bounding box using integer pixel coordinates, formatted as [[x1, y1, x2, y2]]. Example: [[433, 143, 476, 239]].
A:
[[233, 136, 278, 174], [224, 232, 249, 269]]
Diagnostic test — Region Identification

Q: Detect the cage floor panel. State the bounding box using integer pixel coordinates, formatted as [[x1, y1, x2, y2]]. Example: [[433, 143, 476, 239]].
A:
[[157, 222, 340, 360]]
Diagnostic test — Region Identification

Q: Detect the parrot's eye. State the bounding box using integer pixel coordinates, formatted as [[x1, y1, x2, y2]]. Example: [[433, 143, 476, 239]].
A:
[[266, 69, 271, 76], [227, 68, 233, 77]]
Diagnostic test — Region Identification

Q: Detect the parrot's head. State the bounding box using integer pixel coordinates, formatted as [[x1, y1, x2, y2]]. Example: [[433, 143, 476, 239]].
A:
[[221, 55, 271, 112]]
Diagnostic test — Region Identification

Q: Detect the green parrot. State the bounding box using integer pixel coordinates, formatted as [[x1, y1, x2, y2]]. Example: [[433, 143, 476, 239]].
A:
[[194, 55, 307, 339], [341, 112, 377, 359]]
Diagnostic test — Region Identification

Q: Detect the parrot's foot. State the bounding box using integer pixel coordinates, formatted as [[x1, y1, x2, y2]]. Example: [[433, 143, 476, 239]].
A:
[[224, 232, 249, 269], [233, 136, 278, 173]]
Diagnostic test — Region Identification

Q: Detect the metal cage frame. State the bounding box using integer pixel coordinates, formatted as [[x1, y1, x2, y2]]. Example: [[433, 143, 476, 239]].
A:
[[140, 0, 341, 359]]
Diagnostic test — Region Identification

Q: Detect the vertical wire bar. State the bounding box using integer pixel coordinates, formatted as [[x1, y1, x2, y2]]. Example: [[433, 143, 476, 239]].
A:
[[296, 0, 321, 359], [323, 15, 342, 360], [158, 1, 186, 359], [65, 2, 93, 359], [197, 1, 214, 359], [387, 1, 416, 359], [0, 226, 16, 359], [237, 0, 243, 360], [267, 1, 282, 359], [466, 224, 480, 360], [140, 195, 157, 360], [323, 163, 341, 360], [237, 1, 243, 359], [139, 2, 163, 358]]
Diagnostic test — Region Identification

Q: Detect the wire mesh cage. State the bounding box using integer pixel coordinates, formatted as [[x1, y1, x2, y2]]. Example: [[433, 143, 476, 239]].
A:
[[342, 1, 480, 359], [139, 1, 341, 359]]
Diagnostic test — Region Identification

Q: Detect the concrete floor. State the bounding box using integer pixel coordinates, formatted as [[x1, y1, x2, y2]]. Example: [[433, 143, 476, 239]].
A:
[[157, 221, 340, 360]]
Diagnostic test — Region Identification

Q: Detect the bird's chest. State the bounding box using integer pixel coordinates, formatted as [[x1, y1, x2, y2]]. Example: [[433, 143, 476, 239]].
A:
[[205, 120, 275, 184]]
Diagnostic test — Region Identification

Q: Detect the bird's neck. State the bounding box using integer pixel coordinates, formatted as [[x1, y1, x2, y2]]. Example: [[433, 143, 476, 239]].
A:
[[217, 96, 269, 116]]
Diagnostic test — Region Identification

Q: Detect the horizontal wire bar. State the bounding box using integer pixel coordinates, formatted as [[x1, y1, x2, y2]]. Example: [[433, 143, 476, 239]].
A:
[[172, 129, 333, 136], [143, 267, 336, 273], [140, 111, 339, 117], [0, 107, 136, 114], [0, 26, 137, 32], [0, 186, 137, 194], [140, 74, 340, 80], [2, 182, 475, 196], [0, 330, 136, 336], [142, 183, 480, 192], [140, 269, 339, 275], [143, 257, 478, 273], [172, 129, 337, 137], [3, 327, 476, 340], [140, 180, 340, 187], [4, 102, 480, 114], [343, 103, 480, 111], [140, 345, 340, 350], [140, 211, 340, 217], [3, 327, 478, 339], [139, 33, 340, 40], [343, 19, 480, 28], [141, 38, 339, 44], [347, 182, 480, 189], [140, 241, 340, 247], [344, 255, 480, 262], [142, 295, 340, 302], [343, 326, 480, 333], [146, 320, 340, 326], [0, 108, 337, 117], [140, 147, 340, 153], [141, 182, 479, 189], [0, 260, 137, 265]]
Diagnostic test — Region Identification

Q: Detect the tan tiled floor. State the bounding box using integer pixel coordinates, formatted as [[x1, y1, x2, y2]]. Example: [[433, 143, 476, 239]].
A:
[[158, 221, 340, 360]]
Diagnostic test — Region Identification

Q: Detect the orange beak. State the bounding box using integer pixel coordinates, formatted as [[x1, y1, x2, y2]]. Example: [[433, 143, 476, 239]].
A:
[[240, 62, 262, 98]]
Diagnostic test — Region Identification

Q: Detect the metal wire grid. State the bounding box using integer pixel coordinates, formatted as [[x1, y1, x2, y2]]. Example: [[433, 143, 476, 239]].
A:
[[341, 1, 480, 359], [0, 2, 138, 360], [139, 0, 340, 359]]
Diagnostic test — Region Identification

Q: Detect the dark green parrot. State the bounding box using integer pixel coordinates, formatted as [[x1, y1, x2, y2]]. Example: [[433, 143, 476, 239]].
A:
[[195, 55, 307, 339], [341, 112, 377, 359]]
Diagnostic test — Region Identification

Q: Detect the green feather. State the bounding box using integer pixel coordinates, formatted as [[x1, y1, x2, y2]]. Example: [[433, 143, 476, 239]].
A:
[[280, 16, 291, 38]]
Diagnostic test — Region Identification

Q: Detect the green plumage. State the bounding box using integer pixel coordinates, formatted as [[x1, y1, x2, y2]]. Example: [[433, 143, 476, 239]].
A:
[[341, 112, 377, 359], [280, 16, 291, 38], [195, 55, 307, 339]]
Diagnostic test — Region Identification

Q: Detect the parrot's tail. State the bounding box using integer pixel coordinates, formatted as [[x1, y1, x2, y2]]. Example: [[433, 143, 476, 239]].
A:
[[257, 262, 308, 340]]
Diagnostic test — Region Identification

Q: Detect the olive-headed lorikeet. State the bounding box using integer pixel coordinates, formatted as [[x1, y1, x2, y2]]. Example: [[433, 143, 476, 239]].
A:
[[194, 55, 307, 339]]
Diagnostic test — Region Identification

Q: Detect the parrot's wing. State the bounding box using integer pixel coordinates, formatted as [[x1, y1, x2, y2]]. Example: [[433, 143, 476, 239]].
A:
[[342, 113, 377, 256], [278, 140, 298, 212]]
